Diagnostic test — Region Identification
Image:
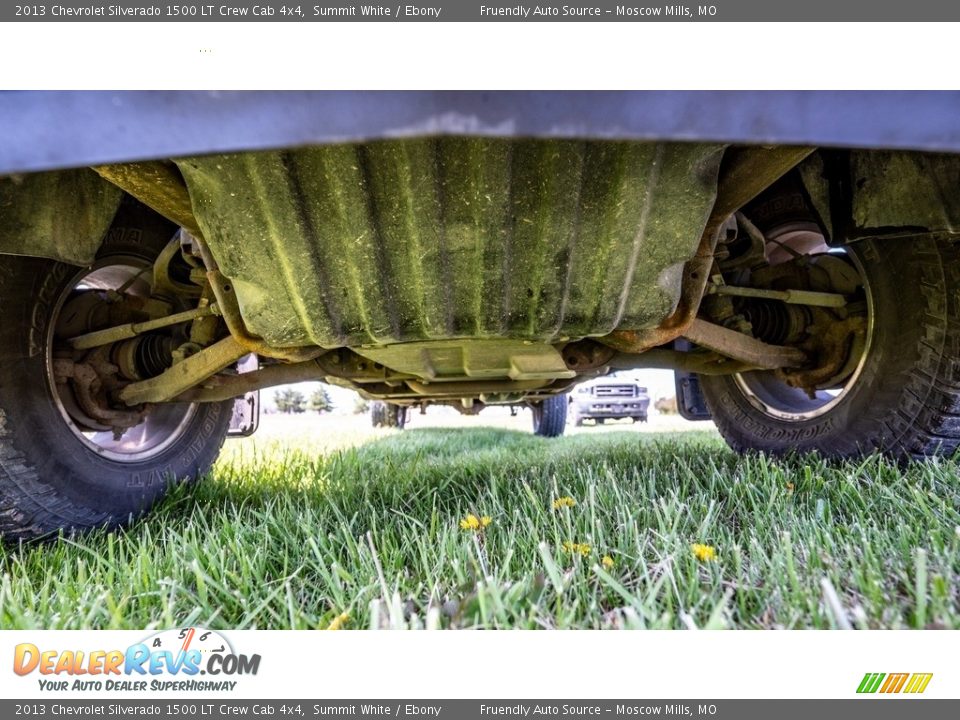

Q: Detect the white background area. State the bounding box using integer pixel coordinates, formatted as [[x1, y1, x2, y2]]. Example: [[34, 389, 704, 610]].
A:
[[0, 629, 953, 699], [0, 22, 952, 90]]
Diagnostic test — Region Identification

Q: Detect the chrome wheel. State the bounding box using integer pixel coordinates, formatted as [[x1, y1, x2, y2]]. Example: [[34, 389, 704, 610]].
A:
[[732, 248, 873, 423], [46, 259, 197, 463]]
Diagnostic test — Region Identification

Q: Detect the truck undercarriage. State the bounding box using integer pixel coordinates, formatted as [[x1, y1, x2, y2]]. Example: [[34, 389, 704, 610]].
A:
[[3, 91, 960, 537]]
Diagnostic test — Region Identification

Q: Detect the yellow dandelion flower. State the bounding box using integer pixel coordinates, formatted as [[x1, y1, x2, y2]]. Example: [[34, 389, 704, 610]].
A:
[[325, 612, 350, 631], [562, 541, 592, 557], [786, 482, 795, 493], [691, 543, 717, 562], [459, 514, 492, 531], [601, 555, 615, 570], [552, 496, 577, 510]]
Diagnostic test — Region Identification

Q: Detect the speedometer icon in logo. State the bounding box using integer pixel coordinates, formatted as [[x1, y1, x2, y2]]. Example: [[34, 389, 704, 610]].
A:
[[135, 626, 259, 677], [144, 627, 233, 658]]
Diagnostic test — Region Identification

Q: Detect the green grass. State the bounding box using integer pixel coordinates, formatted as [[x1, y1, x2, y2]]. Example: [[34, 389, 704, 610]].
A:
[[2, 427, 959, 630]]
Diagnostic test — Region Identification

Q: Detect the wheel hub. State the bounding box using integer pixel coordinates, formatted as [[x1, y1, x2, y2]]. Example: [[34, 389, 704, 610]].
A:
[[731, 249, 873, 421], [47, 261, 198, 461]]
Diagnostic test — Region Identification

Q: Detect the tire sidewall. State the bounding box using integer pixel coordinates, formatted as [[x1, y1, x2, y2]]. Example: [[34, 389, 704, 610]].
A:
[[532, 394, 568, 437], [0, 241, 230, 524], [701, 239, 914, 456]]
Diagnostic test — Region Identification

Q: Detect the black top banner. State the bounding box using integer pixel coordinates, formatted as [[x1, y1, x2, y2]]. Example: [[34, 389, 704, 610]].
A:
[[3, 0, 957, 22]]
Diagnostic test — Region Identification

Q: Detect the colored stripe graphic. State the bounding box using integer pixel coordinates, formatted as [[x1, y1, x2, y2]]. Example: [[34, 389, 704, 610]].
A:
[[903, 674, 934, 694], [857, 673, 885, 693], [857, 672, 932, 694], [880, 673, 909, 693]]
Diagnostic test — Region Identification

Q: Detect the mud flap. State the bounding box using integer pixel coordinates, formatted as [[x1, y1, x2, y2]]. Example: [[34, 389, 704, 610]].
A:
[[675, 371, 712, 421], [228, 391, 260, 437], [227, 355, 260, 437]]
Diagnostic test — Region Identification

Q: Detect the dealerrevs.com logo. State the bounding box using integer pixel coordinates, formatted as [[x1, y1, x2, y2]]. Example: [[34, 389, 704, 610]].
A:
[[13, 627, 261, 693]]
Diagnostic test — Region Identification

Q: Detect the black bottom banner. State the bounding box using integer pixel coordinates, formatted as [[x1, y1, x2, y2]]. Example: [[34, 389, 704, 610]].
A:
[[4, 700, 958, 720]]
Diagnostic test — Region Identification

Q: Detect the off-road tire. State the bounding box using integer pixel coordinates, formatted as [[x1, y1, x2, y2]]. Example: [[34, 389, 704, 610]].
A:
[[0, 202, 232, 540], [371, 402, 406, 429], [701, 237, 960, 459], [532, 395, 568, 437], [370, 401, 385, 427]]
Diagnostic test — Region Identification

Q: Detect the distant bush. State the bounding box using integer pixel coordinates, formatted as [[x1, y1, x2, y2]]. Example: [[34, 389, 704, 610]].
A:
[[274, 388, 307, 414]]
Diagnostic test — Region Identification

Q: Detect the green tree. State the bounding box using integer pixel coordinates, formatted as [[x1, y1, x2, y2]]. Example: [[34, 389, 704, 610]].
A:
[[309, 385, 334, 413], [274, 388, 307, 414], [353, 394, 370, 415]]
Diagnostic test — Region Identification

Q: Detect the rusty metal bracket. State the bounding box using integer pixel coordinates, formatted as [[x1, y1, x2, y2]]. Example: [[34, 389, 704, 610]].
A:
[[66, 305, 219, 350], [606, 349, 756, 376], [404, 379, 551, 396], [708, 284, 847, 308], [53, 358, 149, 429], [171, 349, 415, 403], [116, 335, 250, 406], [204, 266, 327, 363], [681, 318, 808, 370], [173, 360, 328, 403], [600, 145, 816, 354]]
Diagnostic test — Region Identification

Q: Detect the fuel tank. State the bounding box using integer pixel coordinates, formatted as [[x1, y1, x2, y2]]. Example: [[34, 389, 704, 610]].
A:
[[178, 138, 723, 348]]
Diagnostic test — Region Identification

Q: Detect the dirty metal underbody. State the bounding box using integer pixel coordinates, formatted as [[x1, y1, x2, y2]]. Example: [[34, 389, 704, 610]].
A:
[[176, 139, 725, 350], [7, 131, 960, 407]]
